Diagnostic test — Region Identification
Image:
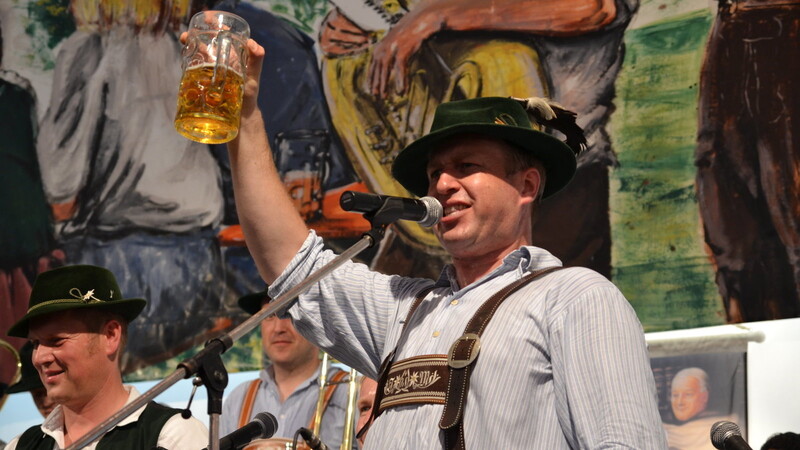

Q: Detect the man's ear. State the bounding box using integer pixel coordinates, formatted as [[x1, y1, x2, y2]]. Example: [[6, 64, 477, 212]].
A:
[[518, 166, 543, 205], [102, 320, 123, 357]]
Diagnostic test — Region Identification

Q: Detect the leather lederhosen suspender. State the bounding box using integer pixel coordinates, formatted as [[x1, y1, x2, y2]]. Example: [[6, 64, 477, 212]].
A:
[[371, 266, 562, 449], [237, 369, 348, 430], [238, 379, 263, 428]]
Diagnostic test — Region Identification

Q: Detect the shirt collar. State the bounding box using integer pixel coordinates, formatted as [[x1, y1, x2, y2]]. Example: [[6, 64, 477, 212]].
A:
[[436, 246, 563, 292], [259, 364, 323, 392]]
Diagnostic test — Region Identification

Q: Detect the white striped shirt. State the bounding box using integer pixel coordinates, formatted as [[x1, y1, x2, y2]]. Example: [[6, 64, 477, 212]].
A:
[[271, 231, 668, 449]]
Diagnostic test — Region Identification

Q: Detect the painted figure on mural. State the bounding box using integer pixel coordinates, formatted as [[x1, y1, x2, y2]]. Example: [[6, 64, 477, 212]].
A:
[[19, 0, 373, 373], [695, 0, 800, 322], [663, 367, 739, 450], [0, 20, 63, 391], [34, 0, 231, 372], [318, 0, 639, 279]]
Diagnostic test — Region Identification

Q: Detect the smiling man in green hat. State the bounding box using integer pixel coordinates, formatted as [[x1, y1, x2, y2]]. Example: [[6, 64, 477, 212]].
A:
[[4, 264, 208, 450], [218, 38, 667, 449]]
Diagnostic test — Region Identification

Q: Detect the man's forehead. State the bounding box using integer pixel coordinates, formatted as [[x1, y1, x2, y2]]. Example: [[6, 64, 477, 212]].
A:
[[28, 312, 89, 338], [428, 135, 513, 164], [673, 376, 702, 390]]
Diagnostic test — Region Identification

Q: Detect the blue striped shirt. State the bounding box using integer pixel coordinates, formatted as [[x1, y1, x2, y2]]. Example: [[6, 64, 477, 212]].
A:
[[220, 366, 355, 449], [271, 231, 668, 449]]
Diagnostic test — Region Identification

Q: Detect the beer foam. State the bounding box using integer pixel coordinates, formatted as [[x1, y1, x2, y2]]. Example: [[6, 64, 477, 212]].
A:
[[185, 62, 244, 78]]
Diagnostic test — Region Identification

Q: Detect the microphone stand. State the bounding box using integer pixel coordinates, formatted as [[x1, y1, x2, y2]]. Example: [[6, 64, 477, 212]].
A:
[[65, 203, 407, 450]]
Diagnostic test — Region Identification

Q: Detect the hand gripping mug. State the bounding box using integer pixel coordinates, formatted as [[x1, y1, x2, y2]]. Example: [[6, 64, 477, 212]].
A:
[[175, 11, 250, 144]]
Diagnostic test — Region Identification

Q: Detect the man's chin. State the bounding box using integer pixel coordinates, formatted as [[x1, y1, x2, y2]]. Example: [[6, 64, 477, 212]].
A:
[[46, 389, 69, 405]]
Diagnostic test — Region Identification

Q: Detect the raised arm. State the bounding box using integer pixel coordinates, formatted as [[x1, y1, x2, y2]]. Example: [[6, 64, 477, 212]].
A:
[[226, 39, 310, 282]]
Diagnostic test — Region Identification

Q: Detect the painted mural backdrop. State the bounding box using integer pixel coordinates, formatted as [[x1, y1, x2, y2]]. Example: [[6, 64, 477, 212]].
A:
[[0, 0, 797, 384]]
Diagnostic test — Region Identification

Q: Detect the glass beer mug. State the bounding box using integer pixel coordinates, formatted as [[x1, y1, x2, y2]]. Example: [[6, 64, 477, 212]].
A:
[[175, 11, 250, 144]]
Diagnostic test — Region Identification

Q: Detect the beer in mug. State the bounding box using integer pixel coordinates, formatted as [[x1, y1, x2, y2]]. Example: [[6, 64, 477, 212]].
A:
[[175, 11, 250, 144]]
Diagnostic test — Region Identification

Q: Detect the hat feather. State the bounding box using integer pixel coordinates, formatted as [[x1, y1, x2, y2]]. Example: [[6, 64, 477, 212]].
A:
[[510, 96, 587, 157]]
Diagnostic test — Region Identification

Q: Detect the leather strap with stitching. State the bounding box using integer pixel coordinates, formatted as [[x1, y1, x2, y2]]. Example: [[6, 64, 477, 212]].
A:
[[236, 369, 348, 432], [371, 267, 562, 449], [440, 266, 561, 449], [238, 378, 263, 428]]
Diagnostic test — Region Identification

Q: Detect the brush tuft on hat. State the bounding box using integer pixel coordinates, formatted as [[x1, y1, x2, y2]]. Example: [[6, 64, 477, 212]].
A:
[[510, 96, 587, 157]]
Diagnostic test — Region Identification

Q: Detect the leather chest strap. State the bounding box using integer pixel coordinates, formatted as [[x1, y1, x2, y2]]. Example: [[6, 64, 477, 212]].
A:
[[440, 266, 562, 450], [379, 353, 449, 411], [370, 266, 561, 449], [369, 285, 436, 428]]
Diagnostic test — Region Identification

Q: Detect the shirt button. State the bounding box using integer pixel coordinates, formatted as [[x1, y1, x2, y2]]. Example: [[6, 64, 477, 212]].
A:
[[450, 299, 459, 306], [432, 331, 440, 338]]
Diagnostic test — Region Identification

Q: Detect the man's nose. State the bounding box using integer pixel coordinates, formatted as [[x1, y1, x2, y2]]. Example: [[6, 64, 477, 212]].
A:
[[433, 172, 460, 194], [272, 318, 294, 333], [32, 345, 53, 367]]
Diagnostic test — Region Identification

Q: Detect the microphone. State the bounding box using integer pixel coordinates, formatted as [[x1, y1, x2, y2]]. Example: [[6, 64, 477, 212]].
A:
[[710, 421, 752, 450], [298, 427, 329, 450], [218, 412, 278, 450], [339, 191, 443, 227]]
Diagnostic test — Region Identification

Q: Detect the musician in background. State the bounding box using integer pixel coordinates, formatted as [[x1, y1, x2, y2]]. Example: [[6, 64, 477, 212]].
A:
[[4, 265, 207, 449], [355, 377, 377, 448], [6, 342, 55, 418], [220, 291, 355, 449]]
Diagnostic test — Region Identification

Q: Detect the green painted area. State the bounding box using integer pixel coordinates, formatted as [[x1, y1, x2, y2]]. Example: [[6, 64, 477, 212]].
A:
[[610, 10, 725, 331], [124, 326, 264, 381]]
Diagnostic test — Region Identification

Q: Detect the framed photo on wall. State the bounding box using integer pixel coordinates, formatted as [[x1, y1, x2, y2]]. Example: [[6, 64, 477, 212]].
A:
[[650, 352, 747, 450]]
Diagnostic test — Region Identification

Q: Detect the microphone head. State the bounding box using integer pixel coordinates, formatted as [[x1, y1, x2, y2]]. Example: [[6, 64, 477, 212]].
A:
[[254, 412, 278, 439], [710, 420, 742, 449], [418, 196, 443, 227]]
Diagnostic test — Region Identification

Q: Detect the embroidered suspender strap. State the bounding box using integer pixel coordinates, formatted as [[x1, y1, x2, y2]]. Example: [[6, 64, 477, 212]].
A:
[[306, 368, 349, 430], [238, 378, 263, 428], [369, 285, 436, 426], [379, 353, 449, 412], [439, 266, 562, 450]]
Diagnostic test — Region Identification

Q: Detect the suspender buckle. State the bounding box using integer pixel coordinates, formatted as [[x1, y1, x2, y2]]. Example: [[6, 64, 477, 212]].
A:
[[447, 333, 481, 369]]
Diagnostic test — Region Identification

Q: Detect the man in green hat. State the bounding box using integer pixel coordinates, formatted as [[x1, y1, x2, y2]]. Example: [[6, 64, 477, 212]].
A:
[[6, 342, 56, 418], [216, 38, 667, 448], [4, 264, 208, 450]]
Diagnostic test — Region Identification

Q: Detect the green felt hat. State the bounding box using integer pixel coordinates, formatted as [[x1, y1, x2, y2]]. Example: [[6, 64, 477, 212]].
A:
[[6, 341, 42, 394], [237, 289, 271, 316], [7, 265, 146, 338], [391, 97, 578, 199]]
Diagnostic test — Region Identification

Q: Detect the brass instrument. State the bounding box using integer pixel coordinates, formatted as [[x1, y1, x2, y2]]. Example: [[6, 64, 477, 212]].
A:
[[0, 339, 22, 410], [314, 353, 360, 450], [340, 367, 359, 450], [245, 353, 360, 450]]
